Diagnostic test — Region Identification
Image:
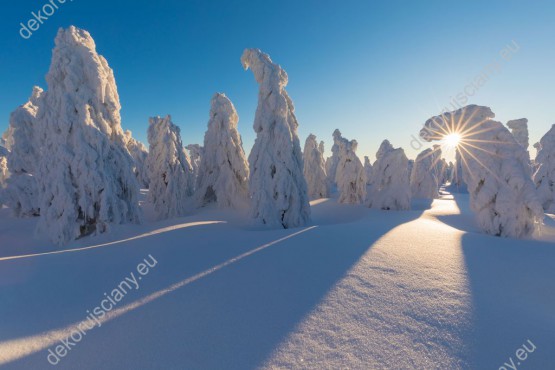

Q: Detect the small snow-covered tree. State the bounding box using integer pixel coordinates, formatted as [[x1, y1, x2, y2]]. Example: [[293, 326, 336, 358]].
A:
[[368, 140, 411, 210], [241, 48, 311, 228], [534, 124, 555, 213], [407, 159, 414, 183], [146, 115, 194, 219], [35, 26, 141, 245], [303, 134, 329, 199], [186, 144, 203, 189], [422, 105, 543, 237], [507, 118, 529, 151], [325, 129, 342, 190], [196, 93, 249, 209], [124, 130, 149, 189], [336, 138, 366, 204], [364, 156, 373, 185], [4, 86, 43, 217], [410, 148, 439, 199], [0, 146, 8, 205]]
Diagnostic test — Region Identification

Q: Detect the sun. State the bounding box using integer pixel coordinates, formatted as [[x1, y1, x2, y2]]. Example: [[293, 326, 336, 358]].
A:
[[443, 133, 461, 148]]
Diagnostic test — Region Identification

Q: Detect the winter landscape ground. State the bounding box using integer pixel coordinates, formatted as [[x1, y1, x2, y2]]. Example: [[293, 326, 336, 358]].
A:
[[0, 190, 554, 369]]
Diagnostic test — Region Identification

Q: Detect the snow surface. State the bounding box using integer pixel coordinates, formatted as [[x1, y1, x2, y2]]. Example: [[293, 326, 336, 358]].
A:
[[241, 48, 310, 228], [0, 189, 554, 369]]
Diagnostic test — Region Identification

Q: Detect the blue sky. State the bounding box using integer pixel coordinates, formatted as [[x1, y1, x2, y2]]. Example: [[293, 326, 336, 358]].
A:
[[1, 0, 554, 160]]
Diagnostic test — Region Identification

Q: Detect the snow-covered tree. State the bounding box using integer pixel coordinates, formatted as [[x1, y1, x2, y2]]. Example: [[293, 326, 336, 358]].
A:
[[0, 146, 8, 204], [146, 115, 194, 219], [124, 130, 149, 189], [534, 124, 555, 213], [407, 159, 414, 183], [241, 48, 311, 228], [3, 86, 43, 217], [422, 105, 543, 237], [325, 129, 342, 190], [336, 138, 366, 204], [303, 134, 329, 199], [196, 93, 249, 209], [446, 148, 468, 193], [186, 144, 203, 189], [35, 26, 141, 245], [368, 140, 411, 210], [364, 156, 373, 185], [410, 148, 439, 199], [507, 118, 529, 151]]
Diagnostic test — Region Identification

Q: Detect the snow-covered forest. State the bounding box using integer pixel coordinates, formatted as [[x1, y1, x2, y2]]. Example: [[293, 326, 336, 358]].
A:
[[1, 21, 554, 370]]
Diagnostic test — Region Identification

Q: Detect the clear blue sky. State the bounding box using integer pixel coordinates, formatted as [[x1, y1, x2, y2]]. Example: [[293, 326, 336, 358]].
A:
[[1, 0, 554, 161]]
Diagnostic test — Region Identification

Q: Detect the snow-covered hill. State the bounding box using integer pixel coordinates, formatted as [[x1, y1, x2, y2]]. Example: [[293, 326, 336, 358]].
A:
[[0, 190, 554, 369]]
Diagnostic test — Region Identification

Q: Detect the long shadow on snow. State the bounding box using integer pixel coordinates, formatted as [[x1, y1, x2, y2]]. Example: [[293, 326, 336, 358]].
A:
[[443, 193, 555, 369], [9, 206, 426, 370]]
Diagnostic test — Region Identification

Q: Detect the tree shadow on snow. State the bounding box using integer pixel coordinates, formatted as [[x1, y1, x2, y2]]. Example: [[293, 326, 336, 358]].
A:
[[7, 205, 427, 369], [445, 193, 555, 368]]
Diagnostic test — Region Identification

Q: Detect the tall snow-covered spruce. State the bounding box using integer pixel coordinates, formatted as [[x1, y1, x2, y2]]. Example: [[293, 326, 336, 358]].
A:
[[410, 148, 439, 199], [124, 130, 149, 189], [325, 129, 343, 190], [146, 115, 194, 219], [186, 143, 203, 189], [196, 93, 249, 209], [534, 124, 555, 213], [422, 105, 543, 237], [303, 134, 329, 200], [241, 48, 310, 228], [35, 26, 141, 245], [368, 140, 411, 210], [364, 156, 373, 185], [4, 86, 43, 217], [335, 137, 366, 204], [507, 118, 530, 151]]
